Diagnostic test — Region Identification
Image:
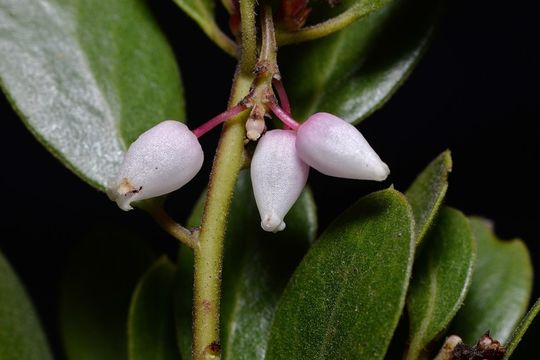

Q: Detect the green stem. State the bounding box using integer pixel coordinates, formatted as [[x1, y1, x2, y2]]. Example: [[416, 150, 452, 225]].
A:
[[260, 3, 277, 68], [276, 0, 390, 45], [201, 22, 239, 58], [239, 0, 257, 74], [191, 65, 254, 360], [144, 204, 198, 249], [205, 25, 238, 58], [173, 0, 238, 57], [221, 0, 235, 15]]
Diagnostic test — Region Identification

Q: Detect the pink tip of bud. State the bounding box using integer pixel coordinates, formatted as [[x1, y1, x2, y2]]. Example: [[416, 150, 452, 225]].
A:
[[296, 112, 390, 181]]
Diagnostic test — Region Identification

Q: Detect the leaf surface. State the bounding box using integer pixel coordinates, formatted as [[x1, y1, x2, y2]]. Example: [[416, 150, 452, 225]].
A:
[[60, 224, 154, 360], [451, 218, 533, 344], [265, 189, 415, 360], [175, 170, 317, 360], [282, 0, 442, 124], [406, 207, 475, 359], [0, 250, 53, 360], [0, 0, 185, 189], [406, 150, 452, 244], [128, 257, 179, 360]]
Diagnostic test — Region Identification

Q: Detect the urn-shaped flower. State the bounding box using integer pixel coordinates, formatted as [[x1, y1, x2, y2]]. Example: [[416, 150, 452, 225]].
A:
[[108, 120, 204, 210], [251, 129, 309, 232], [296, 112, 390, 181]]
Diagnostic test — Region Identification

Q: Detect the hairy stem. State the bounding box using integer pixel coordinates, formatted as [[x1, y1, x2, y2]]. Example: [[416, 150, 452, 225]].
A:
[[141, 201, 198, 248], [182, 8, 238, 57], [192, 68, 252, 360], [191, 1, 258, 356], [151, 211, 196, 248], [276, 0, 390, 45], [239, 0, 257, 74]]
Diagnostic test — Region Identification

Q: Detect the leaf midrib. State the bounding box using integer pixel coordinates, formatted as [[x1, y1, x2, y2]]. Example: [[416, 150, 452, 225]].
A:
[[316, 247, 360, 360]]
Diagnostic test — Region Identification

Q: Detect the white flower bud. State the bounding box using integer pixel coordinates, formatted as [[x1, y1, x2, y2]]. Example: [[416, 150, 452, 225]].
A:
[[107, 120, 203, 211], [251, 130, 309, 232], [296, 112, 390, 181]]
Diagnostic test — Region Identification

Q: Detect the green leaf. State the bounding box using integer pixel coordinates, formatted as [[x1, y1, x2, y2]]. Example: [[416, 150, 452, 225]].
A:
[[0, 0, 185, 190], [265, 188, 415, 360], [60, 224, 155, 360], [451, 218, 533, 344], [406, 150, 452, 244], [172, 0, 214, 30], [175, 170, 317, 360], [128, 257, 180, 360], [282, 0, 442, 124], [503, 297, 540, 359], [0, 250, 53, 360], [406, 207, 476, 359]]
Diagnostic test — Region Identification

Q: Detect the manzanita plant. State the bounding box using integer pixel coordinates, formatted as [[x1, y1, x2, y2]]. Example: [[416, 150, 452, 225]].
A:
[[0, 0, 537, 359]]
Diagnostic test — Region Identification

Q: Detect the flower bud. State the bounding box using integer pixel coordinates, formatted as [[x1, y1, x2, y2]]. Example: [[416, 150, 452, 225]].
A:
[[251, 129, 309, 232], [296, 112, 390, 181], [107, 120, 204, 211]]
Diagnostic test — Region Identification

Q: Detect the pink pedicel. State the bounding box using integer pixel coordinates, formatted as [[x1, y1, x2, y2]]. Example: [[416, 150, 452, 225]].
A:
[[192, 104, 246, 138], [268, 102, 300, 130]]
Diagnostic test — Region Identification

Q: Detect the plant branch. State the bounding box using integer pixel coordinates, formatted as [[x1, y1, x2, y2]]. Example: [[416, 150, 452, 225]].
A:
[[205, 25, 239, 58], [140, 201, 197, 248], [259, 3, 277, 67], [239, 0, 257, 74], [276, 0, 390, 45], [191, 67, 254, 360], [173, 0, 238, 57], [221, 0, 235, 15]]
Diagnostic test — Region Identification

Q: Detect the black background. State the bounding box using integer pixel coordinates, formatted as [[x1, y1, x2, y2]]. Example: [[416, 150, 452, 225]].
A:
[[1, 0, 539, 357]]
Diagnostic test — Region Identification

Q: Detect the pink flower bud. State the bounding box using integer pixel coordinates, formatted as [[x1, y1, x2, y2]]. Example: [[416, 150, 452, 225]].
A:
[[251, 130, 309, 232], [296, 112, 390, 181], [107, 121, 204, 211]]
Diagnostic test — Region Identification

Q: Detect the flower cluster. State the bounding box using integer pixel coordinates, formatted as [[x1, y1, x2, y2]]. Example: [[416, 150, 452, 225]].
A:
[[251, 112, 389, 232], [107, 109, 389, 232]]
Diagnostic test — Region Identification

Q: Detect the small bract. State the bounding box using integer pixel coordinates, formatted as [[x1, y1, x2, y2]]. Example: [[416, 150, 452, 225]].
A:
[[296, 112, 390, 181], [107, 120, 204, 210], [251, 129, 309, 232]]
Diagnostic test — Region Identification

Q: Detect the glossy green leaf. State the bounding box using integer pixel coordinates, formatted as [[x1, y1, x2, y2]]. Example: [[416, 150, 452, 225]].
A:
[[282, 0, 442, 123], [0, 0, 185, 190], [60, 224, 155, 360], [265, 188, 415, 360], [175, 170, 317, 360], [406, 207, 476, 359], [503, 297, 540, 359], [0, 250, 53, 360], [128, 257, 179, 360], [406, 150, 452, 244], [451, 218, 533, 344]]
